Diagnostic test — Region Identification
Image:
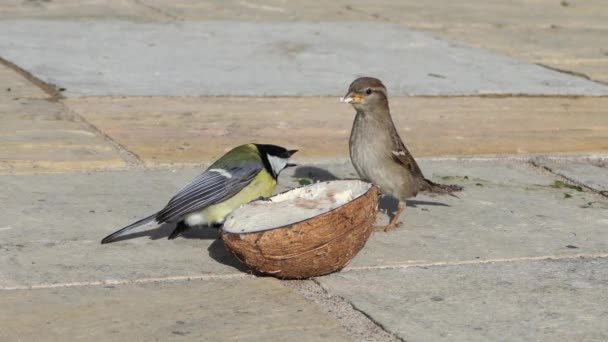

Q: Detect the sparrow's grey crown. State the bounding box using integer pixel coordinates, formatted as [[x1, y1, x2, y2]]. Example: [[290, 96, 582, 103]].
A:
[[348, 77, 386, 93]]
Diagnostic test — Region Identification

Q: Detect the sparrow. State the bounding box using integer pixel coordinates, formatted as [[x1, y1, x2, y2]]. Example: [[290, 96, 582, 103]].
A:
[[101, 143, 297, 243], [341, 77, 462, 231]]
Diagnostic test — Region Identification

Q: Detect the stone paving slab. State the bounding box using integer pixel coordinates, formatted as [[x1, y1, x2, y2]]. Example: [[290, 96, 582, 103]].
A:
[[2, 158, 607, 288], [64, 96, 608, 165], [312, 159, 608, 269], [319, 257, 608, 341], [432, 26, 608, 84], [140, 0, 608, 83], [533, 156, 608, 194], [2, 21, 607, 97], [0, 0, 164, 21], [0, 63, 47, 100], [0, 98, 126, 174], [0, 168, 234, 288], [0, 278, 350, 341]]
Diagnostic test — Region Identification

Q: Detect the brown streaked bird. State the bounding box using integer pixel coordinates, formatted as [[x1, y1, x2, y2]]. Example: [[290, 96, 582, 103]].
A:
[[341, 77, 462, 231]]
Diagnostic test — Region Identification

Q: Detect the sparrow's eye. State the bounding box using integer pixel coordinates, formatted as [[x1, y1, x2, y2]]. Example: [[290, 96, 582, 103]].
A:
[[365, 88, 372, 95]]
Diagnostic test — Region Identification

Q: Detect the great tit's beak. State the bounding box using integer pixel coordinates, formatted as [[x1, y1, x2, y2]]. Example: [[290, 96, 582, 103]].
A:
[[285, 150, 298, 167], [340, 91, 362, 104]]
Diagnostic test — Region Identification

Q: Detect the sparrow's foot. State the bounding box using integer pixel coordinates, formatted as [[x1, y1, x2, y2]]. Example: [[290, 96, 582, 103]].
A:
[[374, 201, 405, 233], [374, 221, 402, 232]]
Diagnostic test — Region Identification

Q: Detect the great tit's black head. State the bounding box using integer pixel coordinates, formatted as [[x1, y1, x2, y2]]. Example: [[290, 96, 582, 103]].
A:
[[254, 144, 298, 178], [340, 77, 389, 112]]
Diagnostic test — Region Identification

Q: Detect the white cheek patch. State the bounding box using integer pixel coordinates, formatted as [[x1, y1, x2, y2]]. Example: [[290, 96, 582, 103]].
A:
[[267, 154, 288, 176], [209, 168, 232, 179]]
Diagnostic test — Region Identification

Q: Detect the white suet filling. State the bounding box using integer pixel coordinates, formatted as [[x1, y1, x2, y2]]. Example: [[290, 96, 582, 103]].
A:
[[223, 180, 371, 234]]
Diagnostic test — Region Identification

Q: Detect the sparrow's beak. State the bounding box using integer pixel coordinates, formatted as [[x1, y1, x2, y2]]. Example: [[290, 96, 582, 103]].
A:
[[340, 92, 362, 104]]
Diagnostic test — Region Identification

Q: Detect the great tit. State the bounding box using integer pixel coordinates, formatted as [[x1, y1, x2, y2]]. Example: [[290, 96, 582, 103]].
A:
[[341, 77, 462, 231], [101, 143, 297, 244]]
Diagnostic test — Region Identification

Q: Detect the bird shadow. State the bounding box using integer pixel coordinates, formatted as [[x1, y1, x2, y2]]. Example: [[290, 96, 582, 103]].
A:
[[104, 222, 220, 243], [293, 166, 339, 182], [378, 195, 451, 219], [207, 238, 251, 273]]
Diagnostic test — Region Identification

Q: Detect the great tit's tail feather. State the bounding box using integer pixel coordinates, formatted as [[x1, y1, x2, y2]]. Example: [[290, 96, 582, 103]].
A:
[[421, 179, 463, 198], [100, 214, 157, 244]]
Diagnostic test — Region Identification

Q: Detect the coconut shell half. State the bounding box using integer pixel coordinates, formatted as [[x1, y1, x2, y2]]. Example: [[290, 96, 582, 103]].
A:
[[222, 180, 378, 279]]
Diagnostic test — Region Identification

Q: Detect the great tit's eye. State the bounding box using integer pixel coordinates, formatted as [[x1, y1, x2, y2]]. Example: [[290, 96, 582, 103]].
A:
[[365, 88, 372, 95]]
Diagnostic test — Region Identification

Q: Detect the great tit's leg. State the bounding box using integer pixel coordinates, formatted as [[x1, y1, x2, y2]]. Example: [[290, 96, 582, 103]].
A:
[[211, 223, 223, 239], [374, 201, 405, 232], [168, 220, 189, 240]]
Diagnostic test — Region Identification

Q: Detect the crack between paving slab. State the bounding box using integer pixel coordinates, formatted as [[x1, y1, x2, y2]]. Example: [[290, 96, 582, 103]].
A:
[[60, 104, 145, 168], [343, 253, 608, 273], [4, 254, 607, 291], [529, 160, 608, 198], [132, 0, 181, 21], [343, 4, 608, 92], [536, 63, 608, 87], [312, 279, 406, 342], [0, 56, 63, 101], [0, 273, 251, 291], [282, 279, 404, 342]]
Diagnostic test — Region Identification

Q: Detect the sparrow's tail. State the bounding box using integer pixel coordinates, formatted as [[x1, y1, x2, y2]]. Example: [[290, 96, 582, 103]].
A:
[[421, 179, 463, 198], [100, 214, 157, 244]]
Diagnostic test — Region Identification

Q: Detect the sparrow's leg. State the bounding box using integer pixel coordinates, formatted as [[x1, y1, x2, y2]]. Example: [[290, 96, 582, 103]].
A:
[[168, 220, 189, 239], [375, 201, 405, 232]]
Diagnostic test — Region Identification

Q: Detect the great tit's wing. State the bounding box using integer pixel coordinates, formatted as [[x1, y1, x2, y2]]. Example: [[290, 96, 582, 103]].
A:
[[155, 162, 262, 223]]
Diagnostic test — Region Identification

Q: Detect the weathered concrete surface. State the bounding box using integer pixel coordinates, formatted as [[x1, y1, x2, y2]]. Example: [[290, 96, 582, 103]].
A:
[[2, 21, 607, 97], [2, 159, 607, 288], [320, 257, 608, 341], [0, 168, 237, 288], [64, 96, 608, 165], [533, 156, 608, 194], [308, 159, 608, 269], [0, 278, 351, 341], [137, 0, 608, 28], [0, 63, 47, 100], [2, 1, 605, 83], [136, 0, 608, 83], [0, 98, 126, 174], [0, 0, 164, 21], [432, 26, 608, 84]]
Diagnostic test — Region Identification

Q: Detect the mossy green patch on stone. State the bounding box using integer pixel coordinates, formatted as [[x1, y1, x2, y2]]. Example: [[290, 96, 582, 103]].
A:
[[550, 180, 583, 192]]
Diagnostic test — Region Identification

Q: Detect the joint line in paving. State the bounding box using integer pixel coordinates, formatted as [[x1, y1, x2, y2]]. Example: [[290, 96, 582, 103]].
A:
[[529, 160, 608, 198], [61, 105, 146, 167], [311, 278, 407, 342], [132, 0, 181, 21], [536, 62, 608, 87], [0, 56, 63, 100], [343, 253, 608, 273], [0, 273, 251, 291], [283, 279, 403, 342]]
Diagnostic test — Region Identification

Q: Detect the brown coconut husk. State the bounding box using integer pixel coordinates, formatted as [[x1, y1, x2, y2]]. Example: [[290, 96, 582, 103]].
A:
[[222, 180, 378, 279]]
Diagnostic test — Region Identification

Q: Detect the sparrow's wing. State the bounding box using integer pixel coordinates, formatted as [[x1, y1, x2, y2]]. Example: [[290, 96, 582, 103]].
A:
[[389, 130, 425, 178], [390, 129, 463, 196], [155, 162, 262, 223]]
